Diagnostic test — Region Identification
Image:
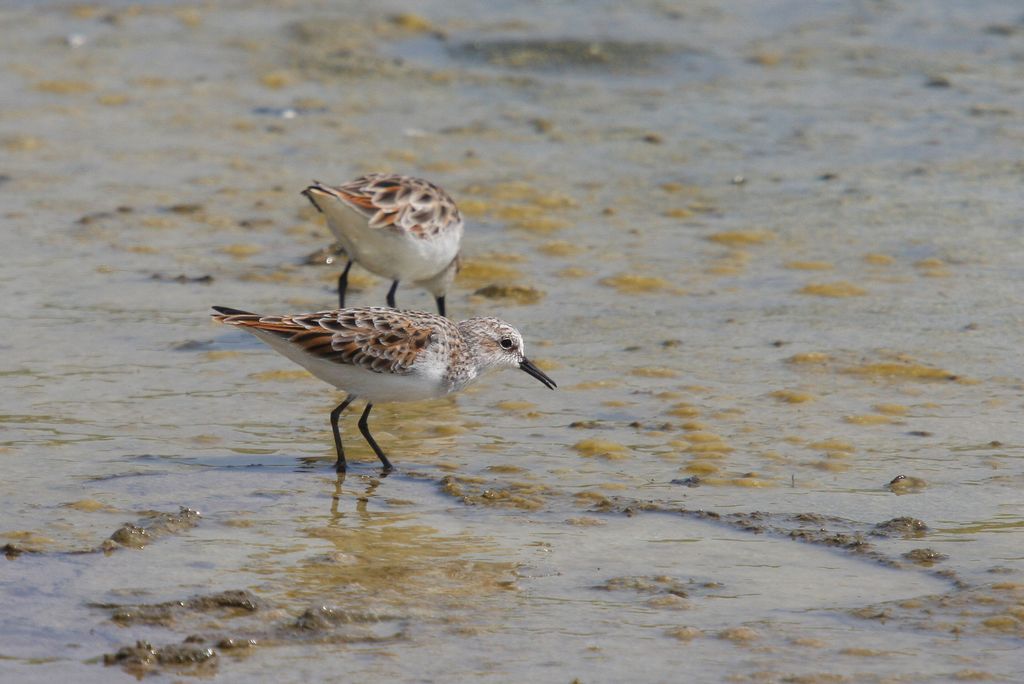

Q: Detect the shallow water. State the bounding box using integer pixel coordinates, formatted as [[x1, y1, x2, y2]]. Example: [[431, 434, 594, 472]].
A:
[[3, 0, 1024, 681]]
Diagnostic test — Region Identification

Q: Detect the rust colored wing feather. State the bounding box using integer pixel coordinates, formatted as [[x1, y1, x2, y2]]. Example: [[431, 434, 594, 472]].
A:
[[301, 174, 462, 239], [212, 306, 447, 375]]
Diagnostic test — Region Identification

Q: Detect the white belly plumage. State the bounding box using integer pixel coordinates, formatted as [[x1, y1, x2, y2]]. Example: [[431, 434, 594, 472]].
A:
[[250, 329, 448, 403], [324, 203, 459, 283]]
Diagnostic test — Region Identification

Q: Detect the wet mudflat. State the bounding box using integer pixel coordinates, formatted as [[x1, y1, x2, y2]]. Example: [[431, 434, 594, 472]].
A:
[[2, 1, 1024, 681]]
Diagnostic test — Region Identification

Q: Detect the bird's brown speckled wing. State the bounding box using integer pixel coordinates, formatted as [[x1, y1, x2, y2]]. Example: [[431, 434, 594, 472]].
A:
[[212, 306, 450, 374], [301, 174, 463, 239]]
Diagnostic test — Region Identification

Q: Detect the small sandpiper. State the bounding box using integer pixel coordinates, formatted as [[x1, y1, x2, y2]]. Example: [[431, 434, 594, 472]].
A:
[[211, 306, 555, 472], [302, 174, 463, 317]]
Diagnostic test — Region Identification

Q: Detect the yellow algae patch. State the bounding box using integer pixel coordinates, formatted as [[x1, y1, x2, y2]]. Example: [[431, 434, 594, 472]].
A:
[[600, 273, 672, 293], [685, 431, 725, 443], [730, 475, 770, 487], [815, 461, 850, 472], [432, 424, 467, 436], [97, 93, 129, 106], [807, 438, 855, 452], [784, 260, 833, 271], [473, 284, 544, 304], [457, 199, 489, 217], [706, 229, 774, 246], [175, 7, 203, 27], [532, 358, 560, 371], [512, 215, 571, 234], [220, 243, 263, 258], [495, 400, 535, 412], [565, 516, 605, 527], [465, 181, 576, 207], [385, 149, 418, 164], [2, 530, 56, 546], [570, 379, 621, 390], [787, 352, 830, 365], [770, 389, 814, 404], [3, 134, 43, 152], [660, 182, 702, 194], [845, 361, 957, 381], [140, 216, 176, 229], [874, 403, 909, 416], [981, 616, 1020, 633], [685, 443, 733, 455], [704, 249, 753, 276], [574, 490, 612, 507], [203, 350, 243, 361], [667, 403, 700, 418], [684, 461, 720, 475], [536, 240, 582, 257], [791, 637, 828, 648], [667, 626, 703, 641], [573, 439, 630, 459], [457, 259, 521, 286], [248, 370, 310, 382], [718, 626, 760, 642], [61, 499, 117, 513], [239, 269, 303, 285], [915, 257, 952, 277], [259, 70, 295, 89], [664, 208, 694, 219], [35, 79, 93, 94], [680, 421, 708, 432], [487, 464, 526, 474], [386, 12, 438, 34], [799, 281, 867, 297], [688, 201, 718, 213], [557, 266, 591, 278], [844, 414, 894, 425], [630, 366, 679, 378], [840, 648, 893, 657], [864, 253, 895, 266]]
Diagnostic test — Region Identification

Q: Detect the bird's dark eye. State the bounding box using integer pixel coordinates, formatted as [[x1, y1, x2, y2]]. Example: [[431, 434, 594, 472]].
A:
[[500, 337, 514, 350]]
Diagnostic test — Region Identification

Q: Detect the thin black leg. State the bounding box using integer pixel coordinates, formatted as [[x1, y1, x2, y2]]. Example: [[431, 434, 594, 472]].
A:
[[337, 260, 353, 308], [330, 395, 356, 472], [357, 403, 393, 472], [435, 295, 446, 317], [386, 280, 399, 309]]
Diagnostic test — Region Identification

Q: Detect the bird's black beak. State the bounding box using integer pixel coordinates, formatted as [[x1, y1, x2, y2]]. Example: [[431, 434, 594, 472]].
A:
[[520, 358, 557, 390]]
